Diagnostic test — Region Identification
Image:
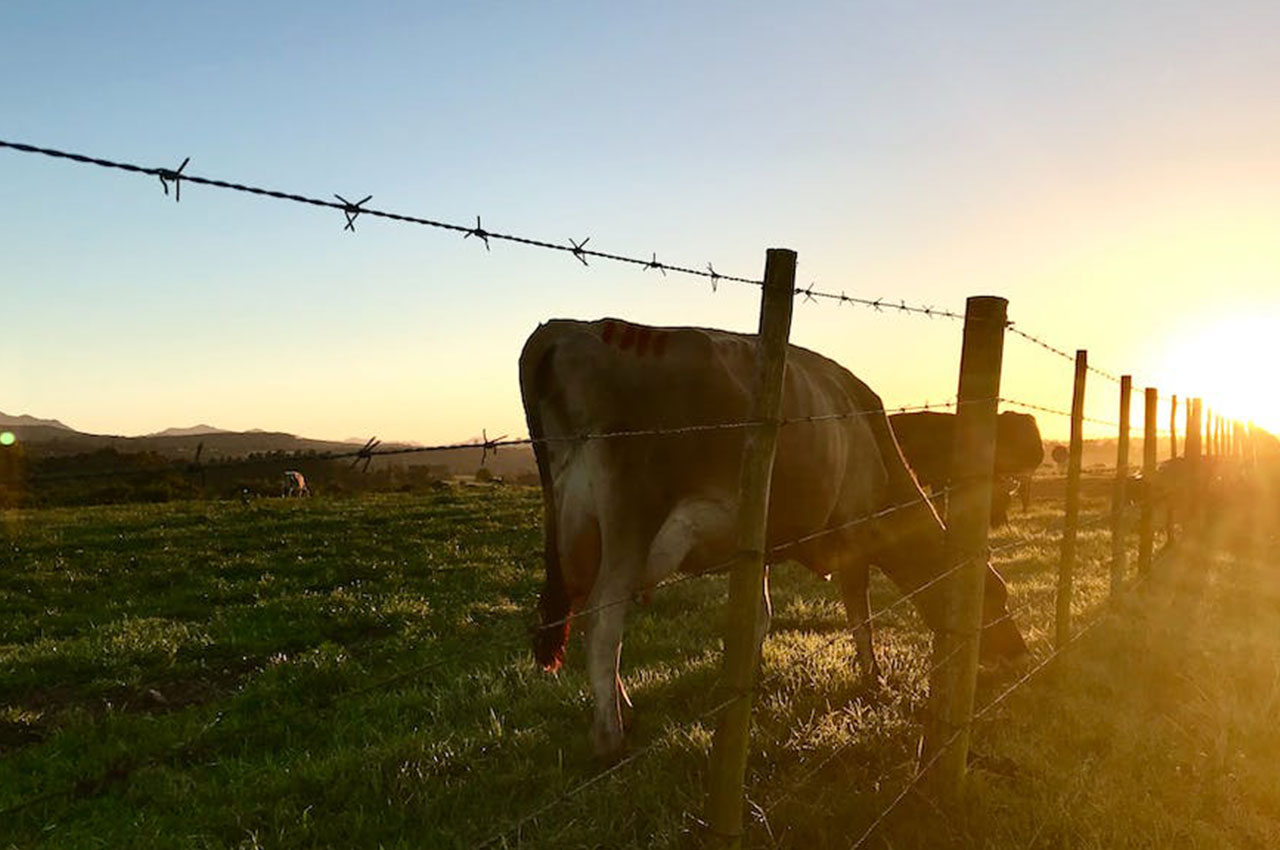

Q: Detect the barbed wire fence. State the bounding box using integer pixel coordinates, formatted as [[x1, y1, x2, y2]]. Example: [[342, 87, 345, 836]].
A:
[[0, 138, 1259, 848]]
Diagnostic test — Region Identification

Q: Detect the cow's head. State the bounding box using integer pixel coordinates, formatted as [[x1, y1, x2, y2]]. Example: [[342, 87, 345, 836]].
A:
[[979, 564, 1030, 663]]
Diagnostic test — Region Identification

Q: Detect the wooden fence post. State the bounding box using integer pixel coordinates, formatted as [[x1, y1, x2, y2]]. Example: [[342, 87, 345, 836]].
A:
[[921, 295, 1007, 798], [1187, 398, 1203, 530], [1170, 395, 1178, 460], [1111, 375, 1132, 594], [1056, 350, 1088, 651], [705, 248, 796, 849], [1138, 388, 1157, 575]]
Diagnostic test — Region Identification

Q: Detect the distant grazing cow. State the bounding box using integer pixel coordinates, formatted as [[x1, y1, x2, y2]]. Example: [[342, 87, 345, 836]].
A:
[[889, 411, 1045, 525], [282, 470, 310, 498], [521, 318, 1029, 759]]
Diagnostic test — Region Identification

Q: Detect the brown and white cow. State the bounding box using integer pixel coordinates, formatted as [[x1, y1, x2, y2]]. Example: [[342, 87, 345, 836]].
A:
[[889, 410, 1044, 525], [520, 318, 1028, 758]]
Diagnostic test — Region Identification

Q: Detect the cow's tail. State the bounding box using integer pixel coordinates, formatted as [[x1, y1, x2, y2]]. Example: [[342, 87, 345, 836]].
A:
[[520, 327, 572, 672]]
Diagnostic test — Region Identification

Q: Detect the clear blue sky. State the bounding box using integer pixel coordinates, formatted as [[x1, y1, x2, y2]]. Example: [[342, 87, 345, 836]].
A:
[[3, 1, 1279, 443]]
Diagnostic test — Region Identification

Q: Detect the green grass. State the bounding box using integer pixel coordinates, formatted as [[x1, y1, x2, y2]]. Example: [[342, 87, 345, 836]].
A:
[[2, 481, 1277, 848]]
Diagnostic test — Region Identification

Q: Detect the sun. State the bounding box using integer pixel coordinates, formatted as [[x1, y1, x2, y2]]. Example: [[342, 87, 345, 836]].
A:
[[1158, 315, 1280, 436]]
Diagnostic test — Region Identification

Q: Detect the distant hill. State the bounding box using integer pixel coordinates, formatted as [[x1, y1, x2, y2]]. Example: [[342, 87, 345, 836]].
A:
[[148, 425, 232, 438], [0, 411, 73, 431]]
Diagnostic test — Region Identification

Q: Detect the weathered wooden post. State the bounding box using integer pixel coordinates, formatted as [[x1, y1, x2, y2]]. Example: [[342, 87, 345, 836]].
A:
[[1110, 375, 1132, 594], [921, 295, 1007, 798], [1138, 388, 1158, 575], [1056, 350, 1088, 651], [705, 248, 796, 849]]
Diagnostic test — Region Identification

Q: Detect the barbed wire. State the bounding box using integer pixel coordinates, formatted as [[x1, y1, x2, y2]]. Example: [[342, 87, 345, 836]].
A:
[[792, 284, 964, 321], [480, 500, 996, 847], [17, 399, 975, 486], [485, 474, 1090, 843], [1005, 325, 1122, 384], [998, 397, 1121, 428], [537, 485, 954, 635], [846, 543, 1174, 849], [0, 138, 761, 288], [3, 138, 1153, 340], [758, 504, 1133, 821]]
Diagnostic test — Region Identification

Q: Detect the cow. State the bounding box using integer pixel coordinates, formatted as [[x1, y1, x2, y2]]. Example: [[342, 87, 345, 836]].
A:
[[520, 318, 1029, 759], [889, 411, 1044, 525], [282, 470, 310, 498]]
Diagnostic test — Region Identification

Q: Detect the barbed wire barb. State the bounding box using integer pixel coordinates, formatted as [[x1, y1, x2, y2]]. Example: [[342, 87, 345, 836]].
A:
[[569, 237, 590, 266], [464, 215, 491, 250], [645, 252, 666, 276], [350, 436, 381, 471], [479, 428, 508, 466], [156, 156, 190, 201], [334, 193, 372, 232]]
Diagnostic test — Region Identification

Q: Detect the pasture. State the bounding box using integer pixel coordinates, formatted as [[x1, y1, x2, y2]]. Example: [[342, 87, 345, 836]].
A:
[[2, 480, 1279, 848]]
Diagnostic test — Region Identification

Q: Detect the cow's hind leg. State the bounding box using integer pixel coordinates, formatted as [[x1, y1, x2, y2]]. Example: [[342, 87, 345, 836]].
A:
[[583, 575, 631, 761], [835, 559, 881, 687]]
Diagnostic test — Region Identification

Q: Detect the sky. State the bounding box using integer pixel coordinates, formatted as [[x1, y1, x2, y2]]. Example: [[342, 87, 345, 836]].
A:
[[3, 1, 1279, 445]]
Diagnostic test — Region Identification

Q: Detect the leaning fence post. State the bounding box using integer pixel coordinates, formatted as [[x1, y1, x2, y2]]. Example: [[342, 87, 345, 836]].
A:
[[705, 248, 796, 849], [920, 295, 1007, 798], [1110, 375, 1132, 594], [1138, 388, 1158, 575], [1056, 350, 1088, 651]]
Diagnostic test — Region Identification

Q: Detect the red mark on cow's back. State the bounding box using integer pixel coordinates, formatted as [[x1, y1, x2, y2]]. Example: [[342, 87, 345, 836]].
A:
[[599, 321, 668, 358]]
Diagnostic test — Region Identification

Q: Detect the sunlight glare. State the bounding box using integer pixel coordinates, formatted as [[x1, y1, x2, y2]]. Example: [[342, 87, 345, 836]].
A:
[[1160, 315, 1280, 434]]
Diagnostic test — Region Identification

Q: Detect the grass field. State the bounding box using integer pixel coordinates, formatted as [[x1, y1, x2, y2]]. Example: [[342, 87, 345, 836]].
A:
[[2, 479, 1278, 848]]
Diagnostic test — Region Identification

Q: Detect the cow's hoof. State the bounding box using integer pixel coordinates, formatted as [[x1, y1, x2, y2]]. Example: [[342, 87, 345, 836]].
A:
[[590, 726, 627, 764], [855, 667, 884, 697]]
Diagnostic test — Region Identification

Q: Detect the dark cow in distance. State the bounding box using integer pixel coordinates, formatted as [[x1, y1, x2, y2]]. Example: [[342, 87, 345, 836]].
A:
[[520, 318, 1029, 758], [889, 411, 1044, 525]]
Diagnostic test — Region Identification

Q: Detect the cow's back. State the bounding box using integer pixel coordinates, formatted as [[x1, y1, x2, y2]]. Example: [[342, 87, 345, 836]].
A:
[[519, 318, 900, 560]]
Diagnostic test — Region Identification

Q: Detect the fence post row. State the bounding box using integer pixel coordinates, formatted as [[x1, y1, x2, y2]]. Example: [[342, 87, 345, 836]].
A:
[[1138, 388, 1158, 575], [705, 248, 796, 849], [1056, 350, 1088, 651], [920, 295, 1008, 798], [1110, 375, 1132, 594]]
